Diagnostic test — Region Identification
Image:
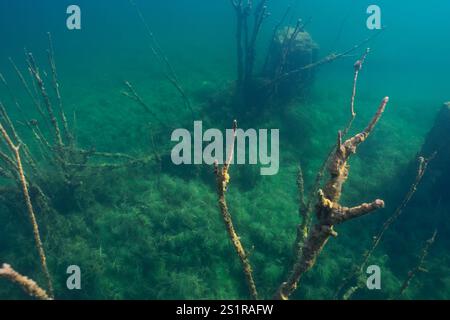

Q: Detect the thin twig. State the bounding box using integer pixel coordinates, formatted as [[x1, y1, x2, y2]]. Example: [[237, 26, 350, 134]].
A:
[[8, 58, 49, 131], [128, 0, 193, 118], [26, 52, 64, 152], [264, 29, 385, 89], [336, 153, 436, 300], [47, 32, 73, 146], [396, 230, 437, 299], [122, 81, 167, 127]]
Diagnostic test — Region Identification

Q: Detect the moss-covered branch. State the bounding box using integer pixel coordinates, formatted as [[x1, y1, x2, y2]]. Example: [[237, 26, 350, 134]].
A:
[[274, 97, 389, 300], [213, 120, 258, 300]]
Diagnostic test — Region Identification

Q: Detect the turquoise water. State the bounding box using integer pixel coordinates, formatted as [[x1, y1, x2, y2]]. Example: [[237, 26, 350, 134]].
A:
[[0, 0, 449, 299]]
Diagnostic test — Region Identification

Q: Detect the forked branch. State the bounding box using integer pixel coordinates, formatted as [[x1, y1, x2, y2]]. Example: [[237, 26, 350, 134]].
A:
[[274, 97, 389, 300]]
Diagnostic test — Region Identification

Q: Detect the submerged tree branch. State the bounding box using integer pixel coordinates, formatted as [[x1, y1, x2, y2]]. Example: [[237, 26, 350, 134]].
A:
[[274, 97, 389, 300], [0, 263, 52, 300], [213, 120, 258, 300], [335, 153, 437, 300], [0, 123, 54, 298], [264, 29, 385, 89], [397, 230, 437, 299]]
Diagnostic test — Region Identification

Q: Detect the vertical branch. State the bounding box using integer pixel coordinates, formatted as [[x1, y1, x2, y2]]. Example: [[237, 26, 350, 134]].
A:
[[342, 48, 370, 138], [231, 0, 246, 87], [0, 123, 54, 298], [262, 5, 291, 74], [27, 123, 53, 162], [276, 18, 304, 78], [267, 17, 312, 99], [26, 53, 64, 152], [350, 49, 369, 117], [31, 121, 53, 153], [245, 0, 268, 83], [293, 164, 309, 254], [8, 58, 49, 129], [291, 49, 372, 260], [214, 120, 258, 300], [47, 32, 73, 146], [232, 0, 269, 85], [297, 164, 307, 213], [397, 230, 437, 299], [28, 63, 42, 105]]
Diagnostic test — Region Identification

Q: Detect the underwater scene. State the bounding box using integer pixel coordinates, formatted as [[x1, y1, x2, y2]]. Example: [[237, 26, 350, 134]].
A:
[[0, 0, 449, 301]]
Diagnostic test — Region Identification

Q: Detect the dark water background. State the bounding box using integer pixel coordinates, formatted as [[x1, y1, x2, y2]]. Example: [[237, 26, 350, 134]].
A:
[[0, 0, 449, 299]]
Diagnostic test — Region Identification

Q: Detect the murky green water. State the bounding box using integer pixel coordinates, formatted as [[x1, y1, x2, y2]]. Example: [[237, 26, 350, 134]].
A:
[[0, 0, 448, 300]]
